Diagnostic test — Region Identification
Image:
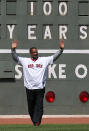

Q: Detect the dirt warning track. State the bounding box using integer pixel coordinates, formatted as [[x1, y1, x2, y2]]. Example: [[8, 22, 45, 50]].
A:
[[0, 115, 89, 124]]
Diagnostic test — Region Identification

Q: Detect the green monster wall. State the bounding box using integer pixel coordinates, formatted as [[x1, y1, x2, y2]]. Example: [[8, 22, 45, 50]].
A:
[[0, 0, 89, 115]]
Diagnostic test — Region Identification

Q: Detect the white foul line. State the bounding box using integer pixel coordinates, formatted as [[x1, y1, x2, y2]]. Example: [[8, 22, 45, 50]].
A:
[[0, 49, 89, 54], [0, 115, 89, 118]]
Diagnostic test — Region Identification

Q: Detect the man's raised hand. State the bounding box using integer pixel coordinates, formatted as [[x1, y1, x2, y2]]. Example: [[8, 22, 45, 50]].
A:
[[12, 40, 18, 49], [59, 40, 64, 49]]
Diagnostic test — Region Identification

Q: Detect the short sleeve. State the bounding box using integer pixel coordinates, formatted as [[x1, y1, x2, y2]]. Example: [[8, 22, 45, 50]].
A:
[[45, 56, 53, 65], [18, 57, 24, 65]]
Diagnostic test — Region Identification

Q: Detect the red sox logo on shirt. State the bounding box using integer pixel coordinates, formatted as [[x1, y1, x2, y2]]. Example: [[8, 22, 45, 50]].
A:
[[28, 64, 43, 68]]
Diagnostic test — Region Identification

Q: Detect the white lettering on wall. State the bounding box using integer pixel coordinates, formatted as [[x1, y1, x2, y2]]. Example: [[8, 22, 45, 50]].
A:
[[30, 2, 34, 16], [59, 64, 66, 79], [44, 26, 52, 39], [28, 25, 37, 39], [80, 26, 87, 39], [7, 25, 15, 39], [43, 2, 52, 16], [59, 25, 68, 39], [59, 2, 67, 16], [15, 65, 22, 79], [75, 64, 87, 79], [15, 64, 88, 80], [48, 64, 57, 78]]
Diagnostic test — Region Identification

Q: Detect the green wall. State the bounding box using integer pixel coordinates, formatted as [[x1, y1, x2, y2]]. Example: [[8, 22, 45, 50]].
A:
[[0, 0, 89, 115]]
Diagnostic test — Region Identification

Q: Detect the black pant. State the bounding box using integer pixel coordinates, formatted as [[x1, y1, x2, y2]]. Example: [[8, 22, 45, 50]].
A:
[[26, 88, 45, 125]]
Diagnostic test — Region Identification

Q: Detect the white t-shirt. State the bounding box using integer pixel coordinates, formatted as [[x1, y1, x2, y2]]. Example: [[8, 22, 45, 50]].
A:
[[18, 56, 53, 90]]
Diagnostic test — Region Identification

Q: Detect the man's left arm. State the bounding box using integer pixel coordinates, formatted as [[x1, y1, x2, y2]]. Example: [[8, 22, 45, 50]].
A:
[[53, 40, 64, 62]]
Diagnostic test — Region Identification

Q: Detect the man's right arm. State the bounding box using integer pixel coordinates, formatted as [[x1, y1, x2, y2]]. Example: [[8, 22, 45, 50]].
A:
[[11, 40, 19, 62], [11, 48, 19, 62]]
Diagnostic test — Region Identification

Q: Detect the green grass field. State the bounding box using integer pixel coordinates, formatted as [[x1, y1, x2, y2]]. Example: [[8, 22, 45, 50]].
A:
[[0, 124, 89, 131]]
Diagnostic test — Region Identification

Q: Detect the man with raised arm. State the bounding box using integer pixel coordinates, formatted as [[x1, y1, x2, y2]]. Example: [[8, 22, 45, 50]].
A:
[[11, 40, 64, 126]]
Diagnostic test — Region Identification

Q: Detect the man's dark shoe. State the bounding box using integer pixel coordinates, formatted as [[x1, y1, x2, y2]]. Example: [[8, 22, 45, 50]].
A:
[[34, 122, 40, 126]]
